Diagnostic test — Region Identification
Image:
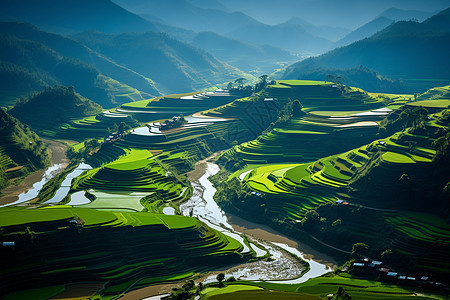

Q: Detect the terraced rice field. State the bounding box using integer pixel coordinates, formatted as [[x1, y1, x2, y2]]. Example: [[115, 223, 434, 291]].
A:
[[242, 116, 438, 219], [201, 274, 441, 300], [236, 100, 449, 277], [0, 205, 246, 297], [217, 81, 388, 165]]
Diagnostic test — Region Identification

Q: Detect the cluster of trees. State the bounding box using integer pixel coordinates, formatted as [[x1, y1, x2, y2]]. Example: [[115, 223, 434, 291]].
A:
[[160, 115, 187, 130], [226, 75, 273, 95], [433, 110, 450, 158], [379, 106, 428, 136], [168, 280, 203, 300]]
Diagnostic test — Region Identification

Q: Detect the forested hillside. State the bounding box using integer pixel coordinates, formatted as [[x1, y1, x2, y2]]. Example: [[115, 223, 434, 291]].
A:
[[9, 86, 103, 131]]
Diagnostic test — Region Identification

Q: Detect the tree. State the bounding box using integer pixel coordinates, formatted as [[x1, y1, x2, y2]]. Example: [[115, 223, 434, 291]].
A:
[[381, 249, 393, 263], [335, 76, 345, 85], [326, 74, 335, 83], [117, 122, 128, 133], [227, 82, 233, 90], [351, 243, 369, 259], [256, 74, 269, 91], [302, 209, 320, 230], [292, 99, 304, 117], [235, 77, 246, 87], [217, 273, 225, 287]]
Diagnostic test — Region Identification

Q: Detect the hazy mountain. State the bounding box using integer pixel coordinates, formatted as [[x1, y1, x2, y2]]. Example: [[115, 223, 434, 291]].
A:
[[334, 17, 394, 47], [284, 8, 450, 89], [192, 32, 297, 74], [0, 0, 159, 34], [284, 17, 350, 42], [218, 0, 450, 29], [113, 0, 259, 34], [187, 0, 230, 11], [0, 33, 117, 108], [227, 22, 332, 55], [379, 7, 435, 22], [0, 22, 159, 107], [72, 31, 246, 93]]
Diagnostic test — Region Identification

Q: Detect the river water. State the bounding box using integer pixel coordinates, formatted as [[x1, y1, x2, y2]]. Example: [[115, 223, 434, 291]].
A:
[[180, 160, 334, 284], [0, 163, 65, 207]]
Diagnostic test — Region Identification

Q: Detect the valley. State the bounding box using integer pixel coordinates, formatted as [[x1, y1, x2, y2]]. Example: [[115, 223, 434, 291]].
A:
[[1, 79, 448, 300], [0, 1, 449, 299]]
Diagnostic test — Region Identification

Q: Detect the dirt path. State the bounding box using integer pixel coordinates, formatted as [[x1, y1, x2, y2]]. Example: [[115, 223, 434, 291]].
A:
[[0, 139, 69, 205], [119, 283, 179, 300]]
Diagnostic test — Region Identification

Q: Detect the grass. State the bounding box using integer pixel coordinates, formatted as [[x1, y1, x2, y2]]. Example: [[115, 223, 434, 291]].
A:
[[277, 80, 332, 86], [407, 99, 450, 108]]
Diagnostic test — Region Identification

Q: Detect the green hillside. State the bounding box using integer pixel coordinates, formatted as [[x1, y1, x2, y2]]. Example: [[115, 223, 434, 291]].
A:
[[9, 86, 103, 131], [214, 90, 450, 280], [0, 109, 49, 191], [283, 8, 450, 93], [72, 31, 248, 94]]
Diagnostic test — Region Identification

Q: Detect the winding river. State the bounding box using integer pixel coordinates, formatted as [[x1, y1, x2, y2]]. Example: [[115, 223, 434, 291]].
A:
[[180, 159, 336, 284]]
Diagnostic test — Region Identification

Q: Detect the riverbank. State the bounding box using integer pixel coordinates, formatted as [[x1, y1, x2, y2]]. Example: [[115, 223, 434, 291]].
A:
[[226, 213, 338, 268], [0, 139, 69, 206], [121, 156, 338, 299]]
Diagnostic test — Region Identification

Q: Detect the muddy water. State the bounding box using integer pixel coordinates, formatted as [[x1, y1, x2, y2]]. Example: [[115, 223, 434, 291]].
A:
[[181, 158, 336, 283]]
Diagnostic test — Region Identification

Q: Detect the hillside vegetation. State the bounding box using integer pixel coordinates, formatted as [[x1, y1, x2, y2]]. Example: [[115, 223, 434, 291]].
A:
[[9, 86, 103, 131], [213, 82, 450, 281], [0, 109, 49, 190]]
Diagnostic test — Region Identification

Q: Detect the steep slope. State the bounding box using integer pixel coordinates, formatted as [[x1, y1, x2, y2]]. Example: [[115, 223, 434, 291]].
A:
[[284, 8, 450, 91], [9, 86, 103, 131], [72, 31, 247, 94], [334, 16, 394, 47], [378, 7, 434, 22], [0, 0, 158, 34], [0, 21, 161, 103], [0, 109, 49, 190], [0, 33, 117, 108]]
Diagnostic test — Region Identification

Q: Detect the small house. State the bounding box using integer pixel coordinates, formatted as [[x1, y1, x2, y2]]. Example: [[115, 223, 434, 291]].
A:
[[371, 260, 382, 266], [387, 272, 398, 277], [2, 242, 15, 247], [378, 141, 386, 145], [407, 277, 416, 281], [336, 200, 344, 204], [264, 98, 275, 102], [421, 276, 429, 281], [353, 262, 364, 267], [398, 276, 406, 280]]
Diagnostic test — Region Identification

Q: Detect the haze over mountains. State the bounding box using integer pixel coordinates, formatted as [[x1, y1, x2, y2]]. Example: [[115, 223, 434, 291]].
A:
[[284, 8, 450, 92], [0, 0, 449, 108]]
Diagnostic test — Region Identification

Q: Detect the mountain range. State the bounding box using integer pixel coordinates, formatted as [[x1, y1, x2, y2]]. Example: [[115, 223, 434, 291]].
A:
[[283, 7, 450, 92]]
